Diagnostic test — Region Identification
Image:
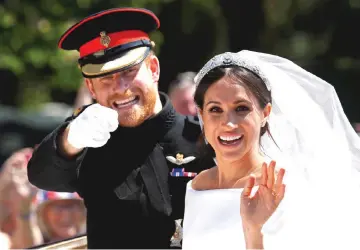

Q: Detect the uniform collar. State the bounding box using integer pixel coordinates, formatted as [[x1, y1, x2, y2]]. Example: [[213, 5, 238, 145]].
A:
[[142, 92, 177, 132]]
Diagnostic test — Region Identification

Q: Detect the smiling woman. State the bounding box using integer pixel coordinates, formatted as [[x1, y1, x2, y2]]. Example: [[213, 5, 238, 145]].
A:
[[182, 50, 360, 250], [194, 65, 274, 166]]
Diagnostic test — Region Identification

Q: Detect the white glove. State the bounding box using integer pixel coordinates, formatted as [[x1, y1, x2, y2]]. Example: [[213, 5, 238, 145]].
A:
[[67, 103, 119, 149]]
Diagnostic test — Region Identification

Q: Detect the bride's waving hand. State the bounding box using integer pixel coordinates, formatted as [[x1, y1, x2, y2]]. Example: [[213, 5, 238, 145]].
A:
[[240, 161, 285, 249], [241, 161, 285, 229]]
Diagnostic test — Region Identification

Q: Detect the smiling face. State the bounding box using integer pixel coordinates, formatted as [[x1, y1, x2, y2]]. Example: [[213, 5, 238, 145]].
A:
[[43, 200, 85, 240], [195, 66, 272, 164], [85, 53, 160, 127]]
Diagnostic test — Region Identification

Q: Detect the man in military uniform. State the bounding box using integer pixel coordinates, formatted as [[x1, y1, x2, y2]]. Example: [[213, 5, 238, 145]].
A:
[[27, 8, 212, 249]]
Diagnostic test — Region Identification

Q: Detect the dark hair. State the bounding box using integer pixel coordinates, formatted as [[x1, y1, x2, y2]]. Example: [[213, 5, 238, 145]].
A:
[[194, 65, 275, 157]]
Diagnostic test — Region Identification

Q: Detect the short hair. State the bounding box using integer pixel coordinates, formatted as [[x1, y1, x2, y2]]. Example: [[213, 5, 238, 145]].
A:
[[168, 71, 196, 96]]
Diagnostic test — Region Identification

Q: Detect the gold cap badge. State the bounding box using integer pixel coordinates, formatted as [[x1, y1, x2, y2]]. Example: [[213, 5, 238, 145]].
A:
[[100, 31, 111, 48]]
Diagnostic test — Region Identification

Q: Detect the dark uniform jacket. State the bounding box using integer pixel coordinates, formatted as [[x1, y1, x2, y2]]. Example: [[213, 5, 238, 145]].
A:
[[27, 93, 213, 249]]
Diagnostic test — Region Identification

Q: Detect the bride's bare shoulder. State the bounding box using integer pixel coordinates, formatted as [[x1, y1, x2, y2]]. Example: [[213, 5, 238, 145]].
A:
[[191, 167, 217, 191]]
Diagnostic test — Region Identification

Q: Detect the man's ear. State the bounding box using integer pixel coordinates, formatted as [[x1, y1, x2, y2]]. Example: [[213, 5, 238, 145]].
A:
[[147, 54, 160, 83], [84, 78, 96, 99]]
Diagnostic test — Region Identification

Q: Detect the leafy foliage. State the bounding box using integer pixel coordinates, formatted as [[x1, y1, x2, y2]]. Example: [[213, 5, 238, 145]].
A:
[[0, 0, 359, 119]]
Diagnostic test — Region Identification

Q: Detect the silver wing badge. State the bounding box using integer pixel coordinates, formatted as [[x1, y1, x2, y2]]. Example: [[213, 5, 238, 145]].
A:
[[166, 153, 196, 165]]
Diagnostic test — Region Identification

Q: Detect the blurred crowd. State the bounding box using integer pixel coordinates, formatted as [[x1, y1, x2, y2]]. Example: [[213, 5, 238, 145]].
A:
[[0, 71, 198, 248], [0, 80, 93, 248], [0, 147, 86, 248]]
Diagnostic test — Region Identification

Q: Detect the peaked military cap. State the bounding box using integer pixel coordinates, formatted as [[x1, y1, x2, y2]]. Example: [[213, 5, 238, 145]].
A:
[[58, 8, 160, 78]]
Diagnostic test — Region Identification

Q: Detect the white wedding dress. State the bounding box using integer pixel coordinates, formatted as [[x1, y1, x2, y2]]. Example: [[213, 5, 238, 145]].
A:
[[182, 180, 285, 250], [182, 181, 249, 250], [182, 174, 360, 250]]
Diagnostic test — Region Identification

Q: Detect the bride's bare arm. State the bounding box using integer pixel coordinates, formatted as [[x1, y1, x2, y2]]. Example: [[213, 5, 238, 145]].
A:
[[242, 226, 263, 250]]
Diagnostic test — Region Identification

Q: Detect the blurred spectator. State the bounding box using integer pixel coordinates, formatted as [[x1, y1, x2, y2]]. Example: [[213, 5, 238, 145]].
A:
[[0, 147, 86, 248], [168, 72, 197, 116], [35, 190, 86, 244], [0, 148, 42, 249]]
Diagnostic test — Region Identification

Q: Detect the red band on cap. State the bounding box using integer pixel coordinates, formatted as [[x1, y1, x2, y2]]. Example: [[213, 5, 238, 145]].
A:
[[79, 30, 150, 58]]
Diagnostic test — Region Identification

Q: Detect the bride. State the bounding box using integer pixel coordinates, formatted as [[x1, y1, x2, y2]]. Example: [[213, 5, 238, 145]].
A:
[[182, 50, 360, 250]]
